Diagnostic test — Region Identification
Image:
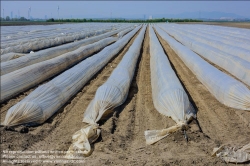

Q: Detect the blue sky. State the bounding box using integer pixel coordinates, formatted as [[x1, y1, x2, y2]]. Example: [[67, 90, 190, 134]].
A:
[[1, 1, 250, 19]]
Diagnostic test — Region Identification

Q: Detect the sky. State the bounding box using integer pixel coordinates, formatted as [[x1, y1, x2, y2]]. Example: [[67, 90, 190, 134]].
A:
[[1, 1, 250, 19]]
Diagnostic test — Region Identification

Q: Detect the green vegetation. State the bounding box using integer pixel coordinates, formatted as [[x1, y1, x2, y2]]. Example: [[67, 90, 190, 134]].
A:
[[46, 18, 203, 23], [0, 16, 203, 26], [1, 16, 29, 21]]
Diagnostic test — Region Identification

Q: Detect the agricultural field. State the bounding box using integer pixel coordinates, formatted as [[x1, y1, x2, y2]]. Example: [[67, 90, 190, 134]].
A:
[[178, 22, 250, 29], [0, 21, 69, 26], [1, 23, 250, 165]]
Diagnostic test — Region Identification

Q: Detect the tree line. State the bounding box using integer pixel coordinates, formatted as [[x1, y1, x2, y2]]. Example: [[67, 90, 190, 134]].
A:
[[1, 16, 29, 21], [46, 18, 203, 23], [0, 17, 203, 23]]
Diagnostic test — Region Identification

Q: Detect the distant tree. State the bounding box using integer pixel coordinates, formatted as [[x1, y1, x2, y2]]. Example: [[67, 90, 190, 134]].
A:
[[6, 16, 10, 21], [20, 17, 26, 21], [46, 17, 203, 23], [47, 18, 55, 22]]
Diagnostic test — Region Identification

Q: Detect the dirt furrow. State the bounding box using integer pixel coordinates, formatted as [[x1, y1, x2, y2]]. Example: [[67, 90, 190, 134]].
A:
[[22, 28, 142, 158], [0, 29, 139, 153], [155, 31, 250, 165], [0, 41, 114, 118], [83, 26, 214, 166], [194, 54, 250, 127]]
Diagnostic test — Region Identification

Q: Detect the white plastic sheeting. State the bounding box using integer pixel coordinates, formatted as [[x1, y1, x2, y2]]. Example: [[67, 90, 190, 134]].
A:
[[177, 24, 250, 44], [1, 23, 127, 47], [1, 37, 116, 103], [1, 26, 133, 75], [1, 28, 112, 54], [66, 26, 146, 157], [144, 26, 196, 145], [0, 24, 131, 50], [1, 23, 94, 44], [1, 25, 85, 46], [160, 24, 250, 62], [154, 26, 250, 110], [163, 24, 250, 49], [157, 25, 250, 87], [1, 52, 26, 62], [2, 25, 141, 127], [117, 26, 134, 38], [0, 25, 130, 60], [212, 143, 250, 163], [162, 24, 250, 50]]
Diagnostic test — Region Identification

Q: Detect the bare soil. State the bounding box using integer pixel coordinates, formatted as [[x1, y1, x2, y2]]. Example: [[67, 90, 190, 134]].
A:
[[1, 26, 250, 166]]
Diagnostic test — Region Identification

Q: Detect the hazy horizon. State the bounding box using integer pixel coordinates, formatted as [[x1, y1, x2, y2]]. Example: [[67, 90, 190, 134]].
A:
[[1, 1, 250, 19]]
